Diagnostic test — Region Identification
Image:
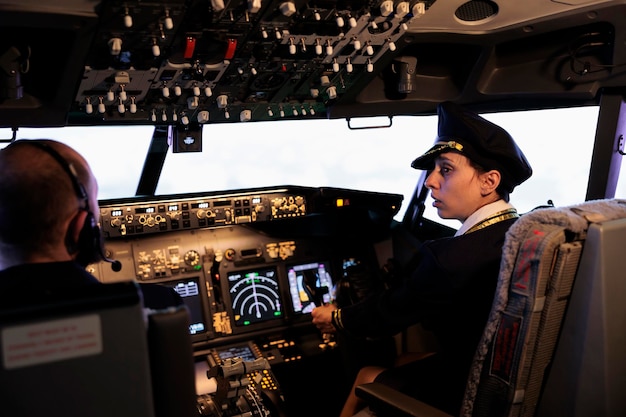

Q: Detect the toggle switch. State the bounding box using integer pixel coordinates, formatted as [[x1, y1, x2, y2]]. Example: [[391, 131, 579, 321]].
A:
[[108, 38, 122, 56], [217, 95, 228, 109]]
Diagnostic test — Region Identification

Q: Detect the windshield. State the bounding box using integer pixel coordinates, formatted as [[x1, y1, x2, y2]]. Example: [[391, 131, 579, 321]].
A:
[[1, 105, 616, 228]]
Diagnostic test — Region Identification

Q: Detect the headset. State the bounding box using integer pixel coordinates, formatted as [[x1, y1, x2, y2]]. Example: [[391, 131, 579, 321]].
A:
[[13, 140, 121, 272]]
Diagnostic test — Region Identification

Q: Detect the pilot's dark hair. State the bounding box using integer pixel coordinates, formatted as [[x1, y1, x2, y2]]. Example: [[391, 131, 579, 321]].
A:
[[468, 159, 511, 203]]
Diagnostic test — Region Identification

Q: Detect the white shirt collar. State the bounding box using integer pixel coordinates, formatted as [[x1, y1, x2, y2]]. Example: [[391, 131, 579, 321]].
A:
[[454, 200, 516, 236]]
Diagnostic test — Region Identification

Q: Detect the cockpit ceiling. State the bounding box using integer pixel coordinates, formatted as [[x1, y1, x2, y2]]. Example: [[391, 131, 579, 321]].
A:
[[0, 0, 625, 128]]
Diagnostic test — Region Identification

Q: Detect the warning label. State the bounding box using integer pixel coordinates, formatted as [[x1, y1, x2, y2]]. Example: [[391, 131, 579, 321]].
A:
[[490, 313, 522, 383], [2, 315, 102, 370]]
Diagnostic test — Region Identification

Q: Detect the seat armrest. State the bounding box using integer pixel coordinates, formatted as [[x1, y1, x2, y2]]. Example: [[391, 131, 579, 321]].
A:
[[147, 306, 197, 417], [355, 383, 454, 417]]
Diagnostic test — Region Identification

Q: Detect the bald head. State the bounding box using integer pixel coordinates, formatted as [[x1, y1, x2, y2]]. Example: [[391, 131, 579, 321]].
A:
[[0, 140, 98, 266]]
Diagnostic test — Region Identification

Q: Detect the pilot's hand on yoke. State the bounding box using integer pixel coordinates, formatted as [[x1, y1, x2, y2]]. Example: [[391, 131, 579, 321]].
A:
[[311, 304, 338, 334]]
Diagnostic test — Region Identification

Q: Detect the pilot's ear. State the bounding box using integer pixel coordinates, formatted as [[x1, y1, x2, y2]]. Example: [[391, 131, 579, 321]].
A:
[[480, 169, 501, 196], [65, 210, 89, 255]]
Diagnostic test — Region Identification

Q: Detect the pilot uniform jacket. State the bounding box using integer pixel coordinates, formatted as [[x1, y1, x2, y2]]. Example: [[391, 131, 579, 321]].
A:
[[0, 261, 183, 310], [337, 218, 517, 414]]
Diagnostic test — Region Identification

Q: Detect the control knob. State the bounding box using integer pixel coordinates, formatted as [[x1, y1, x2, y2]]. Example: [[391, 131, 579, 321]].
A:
[[184, 250, 201, 267]]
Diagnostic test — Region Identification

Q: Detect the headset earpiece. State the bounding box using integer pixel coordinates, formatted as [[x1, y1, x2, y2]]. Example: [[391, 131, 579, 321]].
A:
[[75, 211, 103, 267]]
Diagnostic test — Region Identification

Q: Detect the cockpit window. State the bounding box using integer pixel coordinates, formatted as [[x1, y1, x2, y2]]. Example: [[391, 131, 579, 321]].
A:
[[0, 106, 603, 227], [157, 107, 600, 227], [617, 142, 626, 199], [155, 117, 435, 218], [0, 126, 153, 199]]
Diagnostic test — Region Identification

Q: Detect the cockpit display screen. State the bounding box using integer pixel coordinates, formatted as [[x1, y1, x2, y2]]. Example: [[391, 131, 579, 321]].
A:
[[215, 344, 257, 362], [287, 261, 333, 314], [226, 267, 283, 327], [162, 277, 207, 335]]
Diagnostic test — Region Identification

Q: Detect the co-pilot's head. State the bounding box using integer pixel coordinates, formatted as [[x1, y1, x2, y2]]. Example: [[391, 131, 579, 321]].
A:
[[411, 102, 532, 222]]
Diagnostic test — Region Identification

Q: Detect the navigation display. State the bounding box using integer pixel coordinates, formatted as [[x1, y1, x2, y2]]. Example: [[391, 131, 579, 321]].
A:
[[287, 261, 333, 314], [226, 267, 283, 327]]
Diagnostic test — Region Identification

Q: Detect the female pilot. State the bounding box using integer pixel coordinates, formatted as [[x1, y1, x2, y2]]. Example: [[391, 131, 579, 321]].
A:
[[312, 101, 532, 416]]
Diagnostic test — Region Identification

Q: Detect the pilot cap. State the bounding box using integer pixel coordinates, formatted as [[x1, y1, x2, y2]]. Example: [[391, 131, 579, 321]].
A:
[[411, 101, 532, 193]]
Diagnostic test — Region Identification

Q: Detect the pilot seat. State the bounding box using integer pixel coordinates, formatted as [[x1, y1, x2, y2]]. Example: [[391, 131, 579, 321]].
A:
[[355, 198, 626, 417], [0, 280, 197, 417]]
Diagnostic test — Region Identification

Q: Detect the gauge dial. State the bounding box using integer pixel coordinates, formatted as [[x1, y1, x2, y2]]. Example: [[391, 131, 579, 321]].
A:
[[184, 249, 201, 266]]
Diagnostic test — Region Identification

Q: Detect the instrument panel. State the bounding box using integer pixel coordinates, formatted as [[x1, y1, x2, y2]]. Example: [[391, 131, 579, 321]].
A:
[[69, 0, 437, 126], [100, 187, 307, 238], [3, 0, 625, 129], [92, 185, 402, 349], [90, 185, 401, 417]]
